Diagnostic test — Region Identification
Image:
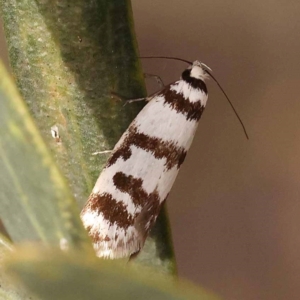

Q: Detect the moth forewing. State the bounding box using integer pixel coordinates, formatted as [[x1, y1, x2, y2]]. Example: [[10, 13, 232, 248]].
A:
[[81, 61, 208, 259]]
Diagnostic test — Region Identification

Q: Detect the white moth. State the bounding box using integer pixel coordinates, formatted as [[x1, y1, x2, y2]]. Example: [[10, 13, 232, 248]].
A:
[[81, 60, 210, 259]]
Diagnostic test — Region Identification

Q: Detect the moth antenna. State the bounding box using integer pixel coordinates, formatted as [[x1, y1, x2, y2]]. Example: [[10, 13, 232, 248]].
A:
[[205, 70, 249, 140], [140, 56, 192, 65], [140, 56, 248, 139]]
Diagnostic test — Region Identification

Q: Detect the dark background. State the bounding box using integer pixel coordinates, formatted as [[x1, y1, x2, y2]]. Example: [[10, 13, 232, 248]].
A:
[[1, 1, 300, 299]]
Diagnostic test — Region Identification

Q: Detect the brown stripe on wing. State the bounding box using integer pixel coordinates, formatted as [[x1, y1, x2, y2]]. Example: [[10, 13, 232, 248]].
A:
[[163, 88, 205, 121], [112, 171, 163, 244], [83, 173, 168, 251], [107, 126, 187, 170], [112, 172, 164, 208], [113, 172, 148, 206], [134, 193, 167, 246], [89, 230, 111, 245], [82, 192, 134, 230]]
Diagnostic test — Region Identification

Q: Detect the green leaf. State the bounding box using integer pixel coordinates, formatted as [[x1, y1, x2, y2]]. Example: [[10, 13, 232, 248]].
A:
[[0, 0, 147, 207], [5, 246, 221, 300], [0, 237, 37, 300], [0, 61, 91, 250], [0, 273, 36, 300], [0, 0, 176, 272]]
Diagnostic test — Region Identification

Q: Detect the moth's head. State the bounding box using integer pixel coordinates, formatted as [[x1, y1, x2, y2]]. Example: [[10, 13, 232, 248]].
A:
[[188, 60, 211, 81]]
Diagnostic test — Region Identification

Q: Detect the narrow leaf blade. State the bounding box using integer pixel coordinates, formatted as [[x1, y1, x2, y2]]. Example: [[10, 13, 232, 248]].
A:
[[5, 246, 221, 300], [0, 61, 91, 250]]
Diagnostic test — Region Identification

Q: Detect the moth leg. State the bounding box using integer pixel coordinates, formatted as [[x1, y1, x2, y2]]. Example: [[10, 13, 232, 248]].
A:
[[110, 91, 148, 106], [92, 150, 113, 155], [123, 89, 164, 106], [109, 91, 126, 102], [124, 97, 148, 106], [144, 73, 165, 88], [121, 73, 165, 106], [111, 80, 163, 106]]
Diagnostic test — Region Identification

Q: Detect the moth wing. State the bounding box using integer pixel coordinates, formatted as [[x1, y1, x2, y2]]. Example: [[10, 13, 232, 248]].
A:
[[81, 76, 206, 258]]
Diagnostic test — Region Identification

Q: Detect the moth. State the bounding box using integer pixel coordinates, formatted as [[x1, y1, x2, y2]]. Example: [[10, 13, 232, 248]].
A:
[[81, 59, 247, 259]]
